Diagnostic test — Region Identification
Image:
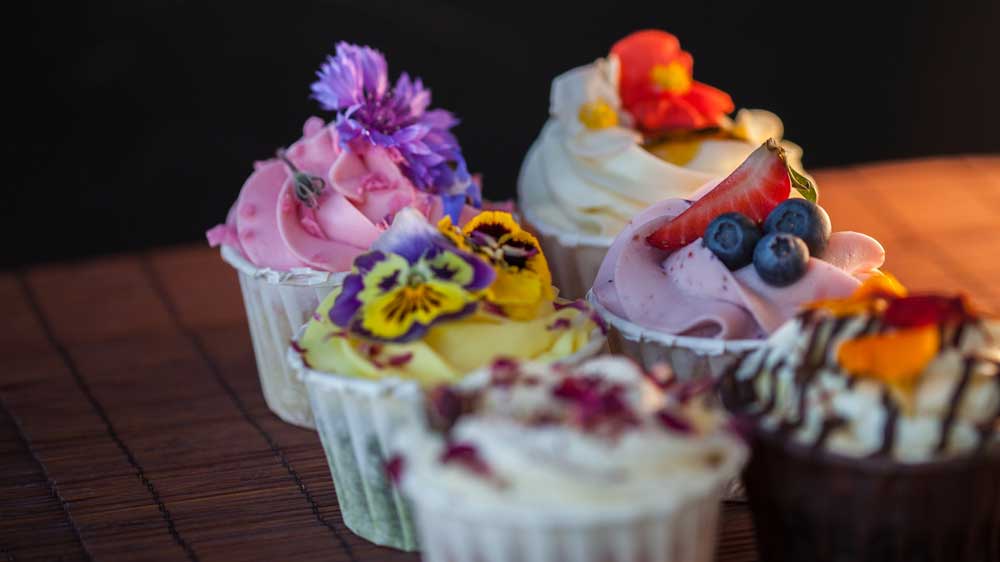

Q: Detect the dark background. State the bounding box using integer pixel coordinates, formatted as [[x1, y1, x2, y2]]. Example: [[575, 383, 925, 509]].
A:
[[5, 1, 998, 267]]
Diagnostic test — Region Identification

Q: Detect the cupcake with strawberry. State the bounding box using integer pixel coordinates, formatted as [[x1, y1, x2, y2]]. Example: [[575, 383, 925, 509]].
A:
[[518, 29, 809, 298], [288, 208, 603, 550], [206, 42, 486, 428], [590, 139, 885, 378], [723, 278, 1000, 562]]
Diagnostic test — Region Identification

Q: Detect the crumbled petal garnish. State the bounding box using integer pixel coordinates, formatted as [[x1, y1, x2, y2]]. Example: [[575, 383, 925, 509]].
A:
[[489, 358, 521, 387], [837, 325, 940, 390], [310, 42, 477, 221], [387, 352, 414, 367], [385, 454, 405, 485], [656, 409, 693, 433], [440, 442, 492, 476], [552, 377, 639, 433], [427, 386, 465, 432], [436, 212, 553, 320], [330, 210, 494, 343], [590, 311, 608, 335], [883, 294, 975, 328], [291, 340, 307, 354], [547, 318, 572, 331]]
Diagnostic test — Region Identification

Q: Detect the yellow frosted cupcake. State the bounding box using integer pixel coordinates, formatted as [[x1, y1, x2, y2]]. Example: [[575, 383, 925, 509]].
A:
[[288, 208, 603, 550]]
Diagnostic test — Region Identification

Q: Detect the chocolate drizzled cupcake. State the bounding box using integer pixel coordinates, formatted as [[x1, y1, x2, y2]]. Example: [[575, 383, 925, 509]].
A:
[[724, 275, 1000, 562]]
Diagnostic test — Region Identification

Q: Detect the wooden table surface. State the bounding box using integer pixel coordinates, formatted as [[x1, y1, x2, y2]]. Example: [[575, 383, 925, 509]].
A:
[[2, 155, 999, 562]]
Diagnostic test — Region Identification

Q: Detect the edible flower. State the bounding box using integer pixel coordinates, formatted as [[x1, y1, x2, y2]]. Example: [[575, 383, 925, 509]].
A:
[[438, 211, 554, 319], [311, 42, 479, 221], [837, 326, 941, 391], [330, 209, 494, 342], [806, 273, 908, 317], [610, 30, 734, 133]]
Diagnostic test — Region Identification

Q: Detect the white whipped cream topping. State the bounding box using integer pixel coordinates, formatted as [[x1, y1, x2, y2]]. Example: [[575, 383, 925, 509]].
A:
[[396, 357, 746, 516], [736, 316, 1000, 462], [518, 56, 806, 239]]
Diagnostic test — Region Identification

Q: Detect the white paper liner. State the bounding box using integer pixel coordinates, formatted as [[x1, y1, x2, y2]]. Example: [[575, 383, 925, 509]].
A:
[[288, 327, 606, 550], [403, 437, 746, 562], [520, 205, 613, 301], [586, 290, 761, 380], [221, 245, 347, 429]]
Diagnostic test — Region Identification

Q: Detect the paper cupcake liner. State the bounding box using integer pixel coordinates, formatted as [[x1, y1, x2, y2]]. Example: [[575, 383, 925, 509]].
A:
[[744, 431, 1000, 562], [404, 437, 745, 562], [221, 245, 347, 429], [521, 206, 613, 300], [586, 290, 761, 380], [289, 327, 606, 550]]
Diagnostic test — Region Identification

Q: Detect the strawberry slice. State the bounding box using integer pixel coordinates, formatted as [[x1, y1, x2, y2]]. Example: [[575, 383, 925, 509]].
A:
[[646, 139, 792, 251]]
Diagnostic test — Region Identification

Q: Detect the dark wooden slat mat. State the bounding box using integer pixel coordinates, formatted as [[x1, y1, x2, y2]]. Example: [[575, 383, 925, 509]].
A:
[[1, 155, 998, 561]]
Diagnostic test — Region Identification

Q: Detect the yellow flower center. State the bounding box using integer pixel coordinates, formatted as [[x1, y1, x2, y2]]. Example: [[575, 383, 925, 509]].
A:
[[578, 100, 618, 130], [646, 139, 703, 166], [650, 62, 692, 94]]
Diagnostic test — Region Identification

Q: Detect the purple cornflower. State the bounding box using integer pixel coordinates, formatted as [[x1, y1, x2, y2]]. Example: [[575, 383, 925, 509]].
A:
[[311, 42, 479, 221]]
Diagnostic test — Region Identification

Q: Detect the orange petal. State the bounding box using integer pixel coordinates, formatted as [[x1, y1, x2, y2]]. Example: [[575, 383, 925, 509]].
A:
[[836, 325, 939, 388]]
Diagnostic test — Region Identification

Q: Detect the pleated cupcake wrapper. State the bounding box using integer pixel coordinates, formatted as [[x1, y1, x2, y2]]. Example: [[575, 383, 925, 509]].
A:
[[586, 290, 761, 380], [521, 206, 614, 301], [221, 245, 347, 429], [744, 431, 1000, 562], [403, 437, 746, 562], [289, 327, 607, 551]]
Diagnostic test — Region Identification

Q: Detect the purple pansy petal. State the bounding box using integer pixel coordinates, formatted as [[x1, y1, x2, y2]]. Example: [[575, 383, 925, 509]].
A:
[[373, 208, 445, 263], [330, 274, 364, 327], [354, 250, 388, 274], [441, 193, 466, 225]]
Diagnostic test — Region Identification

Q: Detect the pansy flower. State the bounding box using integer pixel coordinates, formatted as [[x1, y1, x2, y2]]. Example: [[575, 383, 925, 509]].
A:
[[330, 209, 494, 342], [310, 42, 480, 222], [610, 30, 734, 133], [438, 211, 554, 320]]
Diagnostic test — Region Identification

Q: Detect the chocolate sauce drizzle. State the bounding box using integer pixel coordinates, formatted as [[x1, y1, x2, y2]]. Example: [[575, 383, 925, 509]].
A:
[[734, 314, 1000, 459]]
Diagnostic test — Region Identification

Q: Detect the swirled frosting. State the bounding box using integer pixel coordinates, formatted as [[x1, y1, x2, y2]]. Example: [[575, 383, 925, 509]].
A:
[[728, 292, 1000, 462], [296, 289, 597, 387], [392, 356, 746, 512], [206, 117, 481, 271], [593, 195, 885, 340], [518, 55, 806, 238]]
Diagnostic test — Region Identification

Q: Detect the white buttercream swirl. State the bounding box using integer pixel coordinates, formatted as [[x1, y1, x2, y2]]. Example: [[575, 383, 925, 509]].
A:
[[733, 314, 1000, 462], [395, 356, 746, 514], [518, 56, 807, 238]]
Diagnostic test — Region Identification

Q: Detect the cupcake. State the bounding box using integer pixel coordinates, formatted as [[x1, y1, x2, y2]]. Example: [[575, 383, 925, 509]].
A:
[[518, 29, 809, 298], [724, 276, 1000, 562], [206, 42, 486, 428], [389, 355, 747, 562], [289, 208, 603, 550], [590, 139, 885, 378]]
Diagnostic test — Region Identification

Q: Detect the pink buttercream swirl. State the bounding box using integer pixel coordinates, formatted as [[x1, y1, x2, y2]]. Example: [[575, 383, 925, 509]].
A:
[[207, 117, 484, 271], [593, 195, 885, 340]]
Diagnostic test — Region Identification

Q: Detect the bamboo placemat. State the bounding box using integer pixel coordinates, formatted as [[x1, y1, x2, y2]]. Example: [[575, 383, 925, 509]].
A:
[[2, 155, 998, 561]]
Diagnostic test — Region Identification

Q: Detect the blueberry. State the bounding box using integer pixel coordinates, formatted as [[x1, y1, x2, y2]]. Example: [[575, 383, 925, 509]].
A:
[[703, 212, 762, 270], [753, 233, 810, 286], [763, 199, 832, 257]]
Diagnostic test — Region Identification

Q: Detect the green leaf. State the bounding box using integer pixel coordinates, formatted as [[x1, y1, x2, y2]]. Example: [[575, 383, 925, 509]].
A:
[[788, 165, 818, 203]]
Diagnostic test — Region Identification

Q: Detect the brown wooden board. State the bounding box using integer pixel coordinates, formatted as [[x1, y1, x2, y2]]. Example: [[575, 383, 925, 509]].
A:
[[1, 155, 998, 561]]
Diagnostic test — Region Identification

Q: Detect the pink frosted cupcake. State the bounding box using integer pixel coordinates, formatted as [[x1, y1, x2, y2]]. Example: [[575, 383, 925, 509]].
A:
[[207, 42, 486, 428], [590, 140, 886, 378]]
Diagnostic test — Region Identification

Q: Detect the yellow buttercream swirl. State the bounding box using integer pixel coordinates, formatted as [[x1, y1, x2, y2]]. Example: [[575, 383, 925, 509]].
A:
[[299, 288, 597, 387]]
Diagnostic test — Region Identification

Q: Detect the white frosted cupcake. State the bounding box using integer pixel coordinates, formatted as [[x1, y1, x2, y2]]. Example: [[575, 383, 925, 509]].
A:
[[518, 29, 808, 297], [289, 208, 603, 550], [390, 355, 747, 562]]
